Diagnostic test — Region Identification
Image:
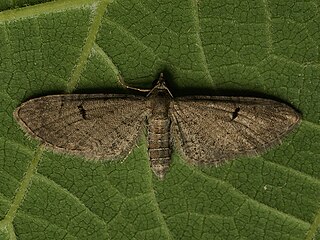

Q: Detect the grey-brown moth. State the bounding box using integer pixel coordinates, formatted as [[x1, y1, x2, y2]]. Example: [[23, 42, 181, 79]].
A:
[[14, 74, 301, 179]]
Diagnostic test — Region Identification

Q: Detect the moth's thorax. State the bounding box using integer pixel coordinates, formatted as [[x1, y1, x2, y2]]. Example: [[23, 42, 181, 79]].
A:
[[148, 88, 171, 116]]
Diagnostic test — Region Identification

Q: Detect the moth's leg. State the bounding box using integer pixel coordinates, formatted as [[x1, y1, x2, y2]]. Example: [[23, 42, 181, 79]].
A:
[[168, 108, 185, 156], [168, 102, 205, 166], [117, 75, 151, 93]]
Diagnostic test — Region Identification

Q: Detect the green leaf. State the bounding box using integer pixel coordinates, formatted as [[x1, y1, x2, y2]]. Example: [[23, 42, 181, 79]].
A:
[[0, 0, 319, 239]]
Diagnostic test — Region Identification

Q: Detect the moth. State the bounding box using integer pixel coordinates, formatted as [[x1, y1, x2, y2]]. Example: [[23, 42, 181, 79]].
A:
[[14, 73, 301, 179]]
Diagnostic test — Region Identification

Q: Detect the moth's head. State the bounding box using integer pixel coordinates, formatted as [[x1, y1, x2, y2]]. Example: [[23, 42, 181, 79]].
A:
[[154, 72, 167, 90], [147, 73, 173, 98]]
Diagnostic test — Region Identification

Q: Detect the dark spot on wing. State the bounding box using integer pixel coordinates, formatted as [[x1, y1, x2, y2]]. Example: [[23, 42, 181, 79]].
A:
[[231, 107, 240, 120], [78, 105, 87, 120]]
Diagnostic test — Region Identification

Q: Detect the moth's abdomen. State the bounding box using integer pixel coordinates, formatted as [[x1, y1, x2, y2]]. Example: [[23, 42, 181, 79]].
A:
[[148, 117, 171, 179]]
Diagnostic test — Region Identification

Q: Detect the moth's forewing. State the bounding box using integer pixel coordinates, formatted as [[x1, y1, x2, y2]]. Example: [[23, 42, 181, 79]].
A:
[[170, 96, 301, 165], [14, 94, 150, 160]]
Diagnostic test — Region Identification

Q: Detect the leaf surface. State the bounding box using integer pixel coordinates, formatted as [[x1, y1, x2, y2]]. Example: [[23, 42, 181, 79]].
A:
[[0, 0, 319, 239]]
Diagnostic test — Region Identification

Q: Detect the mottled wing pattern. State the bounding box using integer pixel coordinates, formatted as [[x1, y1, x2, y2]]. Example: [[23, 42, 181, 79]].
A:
[[14, 94, 149, 160], [170, 96, 300, 165]]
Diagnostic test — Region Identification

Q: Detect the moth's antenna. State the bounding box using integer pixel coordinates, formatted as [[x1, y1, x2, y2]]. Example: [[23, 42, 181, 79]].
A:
[[117, 75, 150, 93]]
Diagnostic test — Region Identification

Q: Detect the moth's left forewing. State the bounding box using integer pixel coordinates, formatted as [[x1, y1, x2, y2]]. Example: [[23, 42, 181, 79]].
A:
[[169, 96, 301, 166], [14, 94, 150, 161]]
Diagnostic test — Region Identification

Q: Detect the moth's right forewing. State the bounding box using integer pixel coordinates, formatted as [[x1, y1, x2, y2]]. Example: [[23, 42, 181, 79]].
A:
[[14, 94, 150, 160], [170, 96, 301, 166]]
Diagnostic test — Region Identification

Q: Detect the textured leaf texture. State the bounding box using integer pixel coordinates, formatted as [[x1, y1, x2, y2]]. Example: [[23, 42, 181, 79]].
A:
[[0, 0, 320, 239]]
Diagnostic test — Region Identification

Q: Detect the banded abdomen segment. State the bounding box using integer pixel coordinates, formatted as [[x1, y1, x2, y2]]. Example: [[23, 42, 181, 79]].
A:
[[147, 85, 172, 179], [148, 117, 171, 179]]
